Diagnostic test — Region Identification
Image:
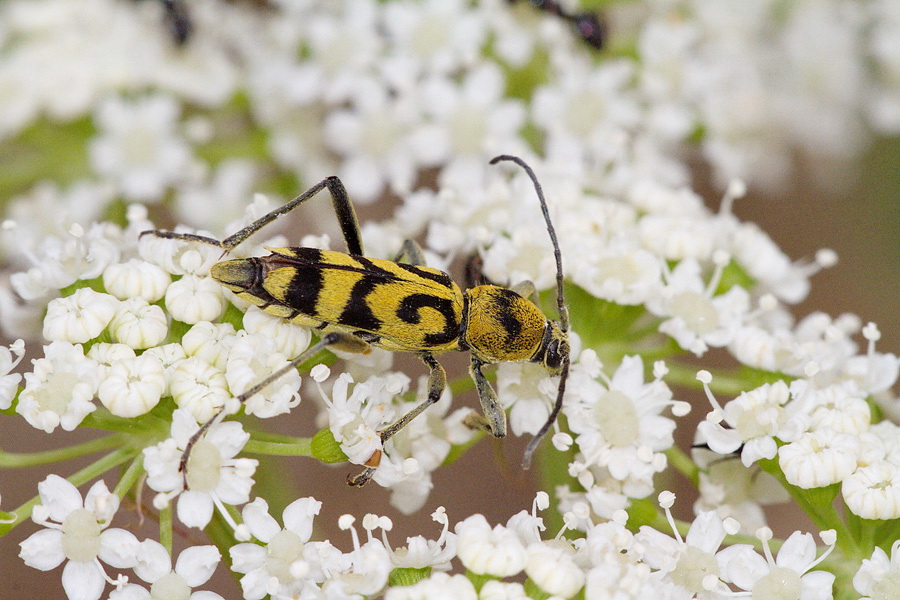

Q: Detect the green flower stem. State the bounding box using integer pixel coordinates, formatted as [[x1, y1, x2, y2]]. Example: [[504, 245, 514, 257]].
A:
[[0, 433, 127, 467], [0, 446, 136, 535], [160, 504, 173, 555], [113, 454, 145, 500], [757, 458, 860, 559], [244, 437, 313, 457], [664, 362, 761, 396], [665, 445, 700, 486], [81, 409, 172, 439], [205, 511, 239, 576]]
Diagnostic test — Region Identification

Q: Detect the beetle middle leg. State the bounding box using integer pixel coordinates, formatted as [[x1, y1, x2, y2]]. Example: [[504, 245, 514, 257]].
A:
[[348, 352, 448, 487], [461, 356, 507, 438]]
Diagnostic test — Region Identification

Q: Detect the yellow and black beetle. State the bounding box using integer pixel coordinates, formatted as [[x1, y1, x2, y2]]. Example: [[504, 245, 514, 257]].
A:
[[144, 155, 570, 486]]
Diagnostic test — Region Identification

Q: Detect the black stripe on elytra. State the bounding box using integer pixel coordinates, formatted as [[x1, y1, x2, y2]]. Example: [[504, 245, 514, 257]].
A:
[[282, 263, 324, 316], [494, 289, 523, 343], [338, 275, 383, 332], [299, 249, 403, 280], [396, 293, 459, 346], [395, 262, 455, 287]]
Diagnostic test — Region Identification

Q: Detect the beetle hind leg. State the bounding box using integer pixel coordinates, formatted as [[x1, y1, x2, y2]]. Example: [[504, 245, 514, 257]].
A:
[[179, 331, 369, 490], [142, 175, 364, 256]]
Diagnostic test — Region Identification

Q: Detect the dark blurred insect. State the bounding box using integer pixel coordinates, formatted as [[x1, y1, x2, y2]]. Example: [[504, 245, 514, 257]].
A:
[[510, 0, 606, 50], [143, 155, 570, 487]]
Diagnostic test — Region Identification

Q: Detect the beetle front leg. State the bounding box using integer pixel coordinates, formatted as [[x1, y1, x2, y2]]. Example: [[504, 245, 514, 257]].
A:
[[462, 357, 507, 438], [393, 239, 427, 266]]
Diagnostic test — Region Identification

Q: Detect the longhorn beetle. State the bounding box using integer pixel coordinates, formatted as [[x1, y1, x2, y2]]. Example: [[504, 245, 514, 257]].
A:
[[143, 155, 570, 487]]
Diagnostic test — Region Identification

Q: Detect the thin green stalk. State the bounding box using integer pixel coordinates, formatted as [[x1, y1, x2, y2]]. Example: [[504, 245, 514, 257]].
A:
[[665, 445, 700, 486], [0, 433, 127, 467], [664, 362, 754, 396], [160, 504, 173, 554], [244, 437, 313, 457], [113, 454, 145, 500], [758, 459, 860, 558]]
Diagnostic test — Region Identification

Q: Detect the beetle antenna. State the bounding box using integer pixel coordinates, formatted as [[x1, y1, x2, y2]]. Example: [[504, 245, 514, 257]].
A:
[[489, 155, 568, 331], [490, 155, 570, 469], [522, 359, 568, 468]]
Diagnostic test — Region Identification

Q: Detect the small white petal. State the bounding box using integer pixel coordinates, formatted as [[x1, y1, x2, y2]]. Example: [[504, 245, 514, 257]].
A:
[[177, 491, 214, 529], [133, 539, 171, 583], [175, 545, 221, 587], [96, 529, 140, 570], [62, 559, 106, 600], [19, 529, 66, 570]]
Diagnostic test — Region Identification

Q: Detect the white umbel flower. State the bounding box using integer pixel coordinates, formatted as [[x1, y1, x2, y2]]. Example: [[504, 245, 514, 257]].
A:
[[230, 496, 322, 600], [110, 541, 223, 600], [102, 259, 171, 302], [718, 528, 836, 600], [652, 257, 750, 356], [525, 541, 585, 599], [332, 514, 392, 596], [88, 342, 137, 381], [779, 429, 861, 489], [0, 338, 25, 410], [89, 93, 193, 202], [169, 356, 230, 423], [181, 321, 236, 370], [320, 372, 402, 469], [17, 341, 99, 433], [97, 354, 166, 418], [142, 410, 257, 530], [382, 0, 485, 80], [225, 335, 301, 419], [692, 446, 789, 534], [108, 297, 168, 349], [384, 572, 477, 600], [853, 541, 900, 600], [165, 274, 225, 324], [842, 461, 900, 520], [636, 504, 737, 597], [42, 288, 119, 343], [565, 353, 678, 497], [478, 580, 528, 600], [138, 228, 223, 276], [804, 380, 871, 435], [697, 379, 808, 467], [383, 506, 456, 570], [19, 476, 139, 600], [242, 305, 311, 360], [455, 514, 527, 578], [323, 76, 421, 202]]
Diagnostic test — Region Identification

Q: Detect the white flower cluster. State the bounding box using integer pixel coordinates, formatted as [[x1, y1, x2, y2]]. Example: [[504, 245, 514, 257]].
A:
[[697, 318, 900, 522], [17, 473, 900, 600], [1, 0, 898, 230], [5, 204, 308, 433]]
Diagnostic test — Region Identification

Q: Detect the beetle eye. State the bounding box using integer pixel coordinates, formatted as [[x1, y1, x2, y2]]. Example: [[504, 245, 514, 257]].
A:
[[543, 339, 562, 372]]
